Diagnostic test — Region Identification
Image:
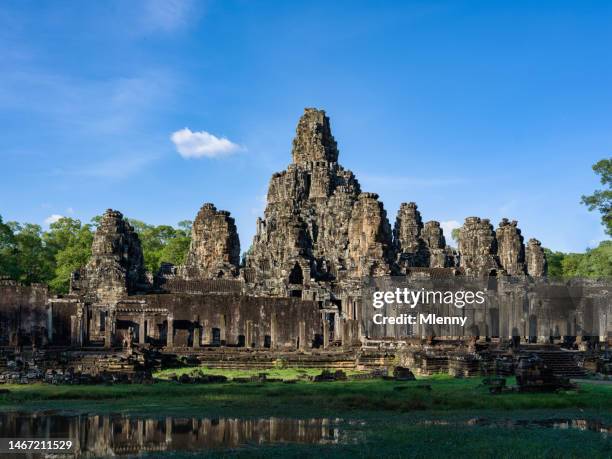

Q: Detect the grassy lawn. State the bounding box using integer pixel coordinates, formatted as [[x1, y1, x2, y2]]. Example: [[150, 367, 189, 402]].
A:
[[0, 372, 610, 417], [154, 366, 364, 381]]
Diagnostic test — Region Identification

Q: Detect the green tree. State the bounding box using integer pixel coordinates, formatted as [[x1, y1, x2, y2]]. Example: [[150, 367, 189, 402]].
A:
[[572, 241, 612, 277], [44, 218, 94, 293], [12, 223, 54, 285], [43, 217, 82, 255], [451, 228, 460, 245], [544, 241, 611, 279], [160, 234, 191, 266], [177, 220, 193, 233], [128, 219, 191, 273], [581, 158, 612, 236], [560, 253, 583, 278], [543, 248, 565, 278], [0, 215, 19, 279]]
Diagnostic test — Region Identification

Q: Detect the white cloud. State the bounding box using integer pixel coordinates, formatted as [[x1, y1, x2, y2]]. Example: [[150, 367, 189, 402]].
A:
[[440, 220, 461, 241], [171, 128, 243, 159], [44, 214, 63, 225]]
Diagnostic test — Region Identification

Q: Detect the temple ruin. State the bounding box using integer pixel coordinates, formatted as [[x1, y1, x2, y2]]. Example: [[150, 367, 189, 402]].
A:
[[0, 108, 609, 380]]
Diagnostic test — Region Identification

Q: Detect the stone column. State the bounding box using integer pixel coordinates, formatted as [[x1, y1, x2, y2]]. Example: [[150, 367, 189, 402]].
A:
[[70, 315, 78, 346], [139, 315, 146, 345], [203, 319, 211, 345], [344, 320, 353, 349], [218, 314, 227, 345], [298, 320, 306, 351], [104, 312, 113, 349], [323, 319, 330, 349], [334, 314, 342, 341], [245, 320, 253, 349], [167, 314, 174, 348], [47, 305, 53, 343], [193, 326, 201, 348], [165, 417, 172, 443], [342, 320, 357, 350], [271, 313, 278, 349]]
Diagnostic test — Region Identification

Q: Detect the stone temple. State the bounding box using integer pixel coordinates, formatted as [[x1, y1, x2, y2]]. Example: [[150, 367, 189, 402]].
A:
[[1, 108, 610, 379]]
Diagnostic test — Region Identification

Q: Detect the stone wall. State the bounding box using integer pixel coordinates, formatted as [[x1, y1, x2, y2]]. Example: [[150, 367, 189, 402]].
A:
[[125, 293, 321, 350], [0, 279, 49, 346], [360, 277, 610, 340]]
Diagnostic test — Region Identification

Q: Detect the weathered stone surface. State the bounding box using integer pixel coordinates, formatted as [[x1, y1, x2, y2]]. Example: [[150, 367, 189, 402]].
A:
[[182, 203, 240, 279], [392, 366, 416, 381], [458, 217, 500, 276], [421, 221, 455, 268], [246, 108, 365, 294], [496, 218, 526, 275], [72, 209, 147, 301], [247, 107, 546, 292], [526, 238, 547, 277], [0, 107, 570, 364], [0, 278, 48, 347], [291, 108, 339, 165], [394, 202, 427, 269], [347, 193, 394, 277]]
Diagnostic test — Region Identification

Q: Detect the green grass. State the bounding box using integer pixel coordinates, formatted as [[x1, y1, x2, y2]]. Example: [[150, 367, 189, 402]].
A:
[[154, 366, 363, 381], [0, 373, 610, 417]]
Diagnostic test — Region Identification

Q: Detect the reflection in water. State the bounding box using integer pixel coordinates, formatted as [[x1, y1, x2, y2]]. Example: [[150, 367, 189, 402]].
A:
[[422, 418, 611, 435], [0, 412, 608, 457], [0, 412, 354, 457]]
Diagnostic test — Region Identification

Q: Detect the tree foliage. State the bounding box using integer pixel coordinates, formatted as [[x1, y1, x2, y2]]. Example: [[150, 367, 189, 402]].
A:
[[544, 241, 612, 278], [581, 158, 612, 236], [126, 219, 192, 274], [45, 219, 94, 293], [451, 228, 460, 245], [0, 214, 191, 293]]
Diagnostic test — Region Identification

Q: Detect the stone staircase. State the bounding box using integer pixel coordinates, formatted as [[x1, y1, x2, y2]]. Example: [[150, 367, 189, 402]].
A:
[[188, 350, 358, 370], [356, 351, 396, 370], [520, 349, 586, 378]]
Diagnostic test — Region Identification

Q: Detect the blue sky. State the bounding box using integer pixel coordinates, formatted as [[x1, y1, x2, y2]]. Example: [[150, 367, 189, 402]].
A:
[[1, 0, 610, 253]]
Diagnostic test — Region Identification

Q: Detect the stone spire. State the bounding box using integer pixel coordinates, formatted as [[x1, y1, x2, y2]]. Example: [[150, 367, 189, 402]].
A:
[[291, 108, 339, 165], [421, 220, 454, 268], [348, 193, 394, 277], [183, 203, 240, 278], [526, 238, 547, 277], [247, 108, 363, 293], [458, 217, 500, 276], [394, 202, 427, 269], [71, 209, 147, 300], [496, 218, 526, 275]]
